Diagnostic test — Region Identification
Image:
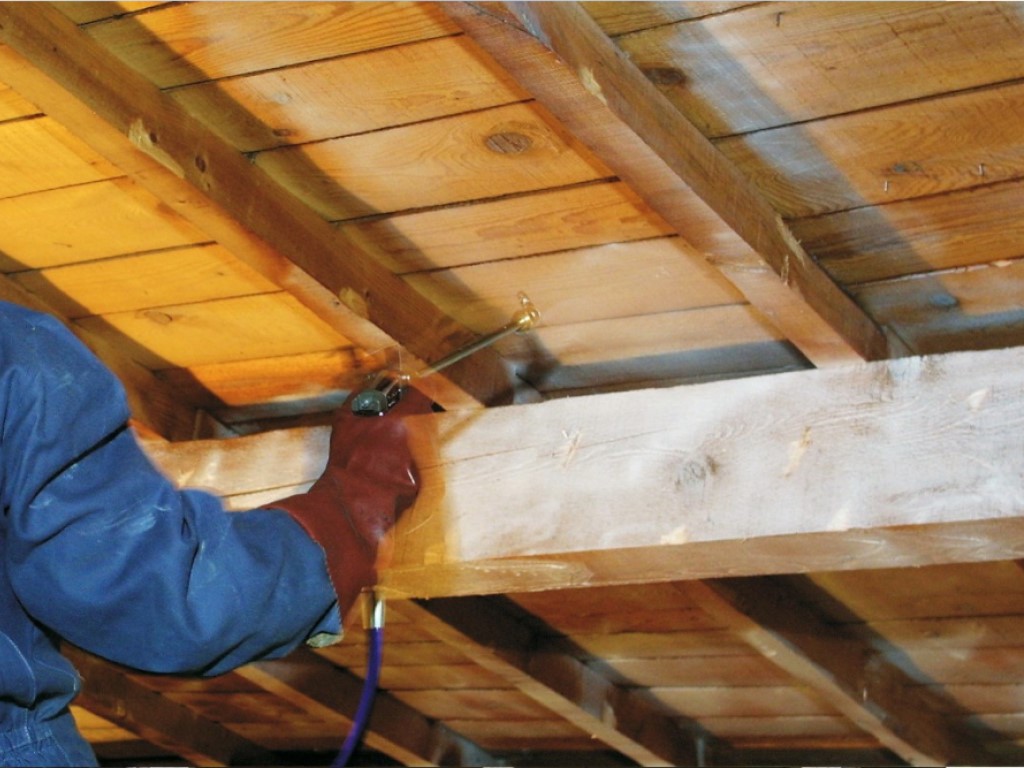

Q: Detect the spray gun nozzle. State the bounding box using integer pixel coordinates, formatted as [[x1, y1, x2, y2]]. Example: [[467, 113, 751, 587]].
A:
[[352, 293, 540, 417]]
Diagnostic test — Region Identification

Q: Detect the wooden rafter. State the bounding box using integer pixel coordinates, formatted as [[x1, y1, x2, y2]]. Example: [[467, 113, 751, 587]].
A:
[[0, 2, 519, 411], [395, 598, 706, 766], [144, 344, 1024, 597], [445, 1, 890, 366], [687, 578, 987, 765], [66, 647, 274, 766], [246, 647, 497, 766]]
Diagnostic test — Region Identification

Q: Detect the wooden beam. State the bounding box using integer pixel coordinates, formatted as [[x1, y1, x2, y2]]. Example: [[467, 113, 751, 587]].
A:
[[445, 1, 889, 366], [395, 598, 706, 766], [143, 344, 1024, 598], [246, 646, 497, 767], [0, 2, 516, 410], [686, 578, 986, 766], [66, 647, 274, 766]]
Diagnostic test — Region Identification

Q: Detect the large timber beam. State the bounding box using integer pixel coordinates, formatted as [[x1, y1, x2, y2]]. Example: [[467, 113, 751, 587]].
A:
[[445, 1, 889, 366], [144, 345, 1024, 598], [0, 2, 513, 410]]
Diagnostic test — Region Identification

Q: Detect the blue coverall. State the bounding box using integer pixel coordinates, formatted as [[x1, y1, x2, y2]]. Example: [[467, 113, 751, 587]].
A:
[[0, 301, 340, 766]]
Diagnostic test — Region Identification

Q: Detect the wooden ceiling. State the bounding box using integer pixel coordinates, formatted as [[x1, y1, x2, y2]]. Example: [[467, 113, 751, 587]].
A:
[[2, 1, 1024, 765]]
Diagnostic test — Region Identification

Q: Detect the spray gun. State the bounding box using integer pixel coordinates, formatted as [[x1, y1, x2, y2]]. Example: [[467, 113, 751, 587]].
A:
[[332, 294, 540, 767], [350, 292, 541, 417]]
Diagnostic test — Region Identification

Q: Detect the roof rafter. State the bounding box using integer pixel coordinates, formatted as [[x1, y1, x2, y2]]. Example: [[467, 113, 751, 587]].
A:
[[144, 344, 1024, 597], [0, 2, 520, 412], [246, 646, 497, 766], [66, 646, 275, 766], [686, 578, 988, 765], [445, 1, 890, 366], [395, 597, 706, 766]]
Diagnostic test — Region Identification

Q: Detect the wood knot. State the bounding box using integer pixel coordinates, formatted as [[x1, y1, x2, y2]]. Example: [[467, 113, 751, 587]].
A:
[[484, 131, 533, 155], [642, 66, 687, 86]]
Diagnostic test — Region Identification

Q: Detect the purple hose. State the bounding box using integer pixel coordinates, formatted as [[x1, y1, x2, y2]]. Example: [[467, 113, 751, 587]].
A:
[[332, 625, 384, 767]]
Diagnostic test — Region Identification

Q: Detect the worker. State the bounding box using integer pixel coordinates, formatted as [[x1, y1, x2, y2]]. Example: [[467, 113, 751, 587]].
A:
[[0, 300, 433, 766]]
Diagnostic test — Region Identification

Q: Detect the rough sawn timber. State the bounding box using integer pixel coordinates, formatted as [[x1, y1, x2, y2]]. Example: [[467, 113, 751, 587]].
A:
[[144, 345, 1024, 599], [445, 1, 889, 366]]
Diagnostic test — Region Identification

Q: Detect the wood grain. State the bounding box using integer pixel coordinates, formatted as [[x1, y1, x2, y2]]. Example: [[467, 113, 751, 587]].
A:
[[718, 81, 1024, 218], [85, 1, 458, 87], [0, 179, 207, 271], [619, 2, 1024, 137], [172, 35, 527, 152], [0, 116, 119, 199], [793, 178, 1024, 285], [255, 102, 608, 220], [351, 181, 673, 273], [14, 244, 277, 317], [77, 293, 349, 369]]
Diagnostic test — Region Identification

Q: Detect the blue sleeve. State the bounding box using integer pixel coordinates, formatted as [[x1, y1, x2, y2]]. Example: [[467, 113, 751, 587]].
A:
[[1, 302, 340, 676]]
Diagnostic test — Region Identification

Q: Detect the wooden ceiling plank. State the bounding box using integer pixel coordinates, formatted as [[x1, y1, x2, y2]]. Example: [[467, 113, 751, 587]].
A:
[[356, 180, 674, 274], [66, 647, 275, 766], [394, 598, 704, 766], [445, 1, 889, 366], [618, 2, 1024, 138], [247, 646, 497, 767], [143, 343, 1024, 597], [170, 34, 528, 152], [719, 80, 1024, 219], [686, 578, 985, 766], [0, 2, 516, 410], [83, 2, 459, 88], [254, 101, 607, 220]]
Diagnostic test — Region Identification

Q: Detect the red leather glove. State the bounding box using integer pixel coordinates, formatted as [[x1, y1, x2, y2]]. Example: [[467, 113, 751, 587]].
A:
[[273, 386, 434, 618]]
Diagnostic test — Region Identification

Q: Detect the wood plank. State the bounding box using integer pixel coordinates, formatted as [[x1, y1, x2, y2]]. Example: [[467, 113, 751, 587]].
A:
[[793, 178, 1024, 285], [0, 78, 36, 119], [853, 257, 1024, 355], [447, 1, 888, 365], [0, 3, 517, 409], [0, 116, 120, 199], [255, 101, 608, 220], [77, 293, 348, 369], [619, 2, 1024, 137], [172, 35, 527, 152], [584, 2, 756, 36], [688, 578, 987, 765], [405, 237, 745, 331], [85, 1, 459, 87], [246, 647, 497, 766], [144, 344, 1024, 597], [509, 305, 785, 370], [0, 179, 207, 272], [397, 598, 705, 766], [808, 562, 1024, 623], [66, 647, 275, 766], [647, 685, 831, 718], [717, 81, 1024, 218], [353, 181, 675, 273], [56, 3, 161, 25], [13, 244, 278, 317]]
